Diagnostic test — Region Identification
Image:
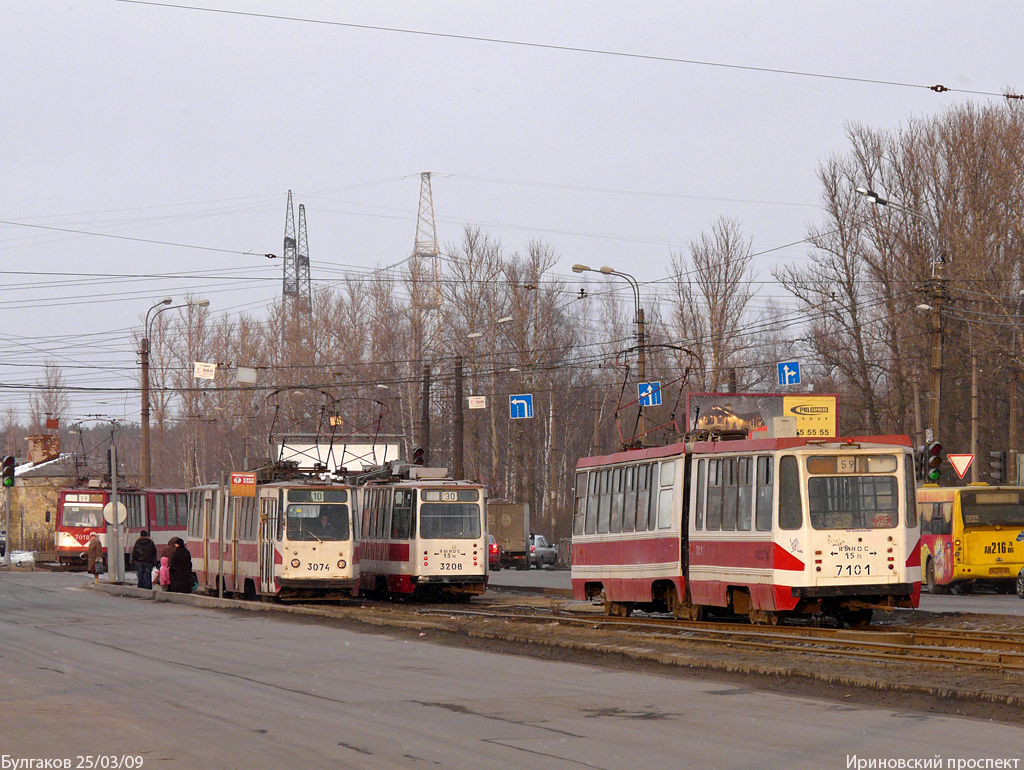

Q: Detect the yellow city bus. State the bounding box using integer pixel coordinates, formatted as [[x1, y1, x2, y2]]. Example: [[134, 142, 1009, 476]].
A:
[[917, 485, 1024, 594]]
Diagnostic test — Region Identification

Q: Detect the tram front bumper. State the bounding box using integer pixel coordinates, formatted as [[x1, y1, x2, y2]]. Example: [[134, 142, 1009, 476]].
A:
[[792, 583, 914, 598]]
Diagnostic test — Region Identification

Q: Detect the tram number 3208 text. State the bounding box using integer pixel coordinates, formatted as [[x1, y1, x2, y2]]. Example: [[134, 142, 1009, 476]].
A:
[[836, 564, 870, 577], [439, 562, 463, 571]]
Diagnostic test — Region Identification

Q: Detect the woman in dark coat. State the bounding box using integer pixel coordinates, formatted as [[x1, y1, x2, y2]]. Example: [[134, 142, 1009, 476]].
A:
[[168, 538, 194, 593]]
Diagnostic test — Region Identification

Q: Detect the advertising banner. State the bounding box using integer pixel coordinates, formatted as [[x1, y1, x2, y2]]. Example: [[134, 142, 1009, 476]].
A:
[[685, 393, 837, 438]]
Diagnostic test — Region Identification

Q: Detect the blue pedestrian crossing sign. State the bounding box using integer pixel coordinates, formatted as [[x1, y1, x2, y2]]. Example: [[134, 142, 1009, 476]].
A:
[[638, 381, 662, 407], [509, 394, 534, 419], [777, 361, 801, 386]]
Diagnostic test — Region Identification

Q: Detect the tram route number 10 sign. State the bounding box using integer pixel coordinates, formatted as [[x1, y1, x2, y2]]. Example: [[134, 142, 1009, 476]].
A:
[[231, 472, 257, 498]]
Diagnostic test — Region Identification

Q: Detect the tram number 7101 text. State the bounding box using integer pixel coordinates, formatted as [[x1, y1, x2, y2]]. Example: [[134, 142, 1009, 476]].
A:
[[836, 564, 870, 577]]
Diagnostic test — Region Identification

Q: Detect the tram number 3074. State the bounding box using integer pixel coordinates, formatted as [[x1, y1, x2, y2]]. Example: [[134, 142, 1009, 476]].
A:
[[837, 564, 871, 577], [306, 563, 331, 571]]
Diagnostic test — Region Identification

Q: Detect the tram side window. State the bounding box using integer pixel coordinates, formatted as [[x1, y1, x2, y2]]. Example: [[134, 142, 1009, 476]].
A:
[[165, 494, 175, 527], [720, 458, 737, 531], [903, 459, 918, 528], [597, 469, 612, 533], [608, 467, 623, 532], [573, 472, 587, 536], [585, 471, 599, 534], [392, 490, 413, 539], [736, 457, 753, 531], [778, 455, 802, 530], [755, 456, 773, 531], [636, 464, 650, 532], [622, 465, 637, 532], [706, 459, 722, 531], [693, 459, 706, 530], [657, 460, 675, 529]]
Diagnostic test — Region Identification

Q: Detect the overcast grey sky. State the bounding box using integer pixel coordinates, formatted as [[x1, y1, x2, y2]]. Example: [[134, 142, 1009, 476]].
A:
[[2, 0, 1021, 424]]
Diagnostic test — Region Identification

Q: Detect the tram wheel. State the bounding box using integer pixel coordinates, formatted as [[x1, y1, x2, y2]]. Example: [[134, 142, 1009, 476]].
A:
[[836, 608, 873, 628], [604, 601, 632, 617], [749, 609, 779, 626], [668, 591, 703, 621]]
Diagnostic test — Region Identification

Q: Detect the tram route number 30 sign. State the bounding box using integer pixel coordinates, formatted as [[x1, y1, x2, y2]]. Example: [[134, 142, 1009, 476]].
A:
[[231, 472, 257, 497]]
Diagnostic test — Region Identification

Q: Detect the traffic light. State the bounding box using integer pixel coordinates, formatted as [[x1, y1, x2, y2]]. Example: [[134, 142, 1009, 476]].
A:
[[412, 447, 425, 466], [925, 442, 943, 483], [989, 450, 1007, 484], [914, 446, 925, 482], [1, 456, 14, 488]]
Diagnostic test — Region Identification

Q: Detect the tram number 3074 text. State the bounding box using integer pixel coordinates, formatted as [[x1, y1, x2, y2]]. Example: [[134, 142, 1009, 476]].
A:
[[836, 564, 870, 577]]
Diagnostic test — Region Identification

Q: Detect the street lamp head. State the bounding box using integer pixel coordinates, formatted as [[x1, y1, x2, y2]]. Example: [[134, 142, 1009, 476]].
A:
[[192, 299, 210, 308], [855, 186, 887, 206], [916, 303, 933, 312], [497, 316, 513, 325], [159, 297, 172, 306], [572, 264, 590, 273], [599, 266, 615, 274], [467, 332, 483, 339]]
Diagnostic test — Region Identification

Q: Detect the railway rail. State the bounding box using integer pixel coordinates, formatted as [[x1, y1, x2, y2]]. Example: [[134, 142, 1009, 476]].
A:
[[404, 601, 1024, 673]]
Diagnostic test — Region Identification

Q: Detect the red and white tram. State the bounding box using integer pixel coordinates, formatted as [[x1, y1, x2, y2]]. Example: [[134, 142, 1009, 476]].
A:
[[355, 467, 488, 600], [55, 487, 188, 569], [571, 435, 921, 625], [187, 477, 358, 601]]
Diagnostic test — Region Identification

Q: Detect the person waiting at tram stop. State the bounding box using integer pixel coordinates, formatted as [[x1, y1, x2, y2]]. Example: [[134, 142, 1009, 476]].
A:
[[86, 533, 103, 583], [168, 538, 194, 593], [159, 539, 175, 590], [131, 529, 158, 589]]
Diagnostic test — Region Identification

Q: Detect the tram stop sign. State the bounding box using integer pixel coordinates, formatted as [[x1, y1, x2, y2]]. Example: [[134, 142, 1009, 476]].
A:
[[102, 501, 128, 525]]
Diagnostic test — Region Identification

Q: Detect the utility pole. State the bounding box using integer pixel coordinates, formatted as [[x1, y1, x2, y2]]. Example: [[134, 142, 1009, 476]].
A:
[[109, 446, 125, 584], [419, 364, 431, 466], [928, 268, 945, 444], [453, 356, 463, 479], [971, 353, 979, 483]]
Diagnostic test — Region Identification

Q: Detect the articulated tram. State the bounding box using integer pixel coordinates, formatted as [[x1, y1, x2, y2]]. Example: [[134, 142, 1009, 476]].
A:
[[571, 435, 921, 625], [187, 477, 358, 601]]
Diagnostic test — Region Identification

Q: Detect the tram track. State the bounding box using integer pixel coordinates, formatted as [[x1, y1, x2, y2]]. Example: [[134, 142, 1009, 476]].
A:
[[406, 601, 1024, 672]]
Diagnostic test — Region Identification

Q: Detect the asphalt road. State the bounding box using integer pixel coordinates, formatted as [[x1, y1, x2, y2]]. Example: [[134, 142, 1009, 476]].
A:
[[1, 571, 1022, 770]]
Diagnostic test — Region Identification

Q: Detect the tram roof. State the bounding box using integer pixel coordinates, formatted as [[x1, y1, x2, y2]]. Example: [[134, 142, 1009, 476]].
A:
[[576, 435, 912, 469]]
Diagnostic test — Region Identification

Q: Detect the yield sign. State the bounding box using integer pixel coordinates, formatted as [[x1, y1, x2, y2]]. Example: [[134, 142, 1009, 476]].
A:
[[948, 454, 974, 479]]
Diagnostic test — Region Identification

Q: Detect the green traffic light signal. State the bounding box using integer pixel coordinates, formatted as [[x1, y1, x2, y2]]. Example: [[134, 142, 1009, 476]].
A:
[[1, 455, 15, 488], [925, 442, 943, 483]]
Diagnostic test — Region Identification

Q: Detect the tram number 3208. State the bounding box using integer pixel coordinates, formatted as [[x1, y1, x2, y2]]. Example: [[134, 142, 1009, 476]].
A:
[[836, 564, 871, 577], [439, 562, 464, 571]]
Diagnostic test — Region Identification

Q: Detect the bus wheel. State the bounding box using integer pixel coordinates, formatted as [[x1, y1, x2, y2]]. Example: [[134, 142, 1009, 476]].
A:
[[926, 559, 947, 595], [1016, 570, 1024, 600]]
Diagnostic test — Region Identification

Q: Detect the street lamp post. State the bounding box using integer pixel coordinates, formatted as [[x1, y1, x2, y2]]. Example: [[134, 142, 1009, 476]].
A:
[[141, 298, 209, 486], [856, 187, 946, 444], [573, 263, 647, 442], [460, 316, 513, 480]]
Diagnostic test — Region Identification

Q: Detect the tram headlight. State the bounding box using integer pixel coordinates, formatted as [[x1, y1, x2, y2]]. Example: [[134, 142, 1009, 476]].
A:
[[290, 558, 300, 568], [337, 559, 347, 569]]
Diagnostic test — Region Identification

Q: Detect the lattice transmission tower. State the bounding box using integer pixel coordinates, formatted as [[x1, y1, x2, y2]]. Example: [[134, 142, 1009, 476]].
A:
[[413, 172, 442, 310], [281, 190, 311, 309]]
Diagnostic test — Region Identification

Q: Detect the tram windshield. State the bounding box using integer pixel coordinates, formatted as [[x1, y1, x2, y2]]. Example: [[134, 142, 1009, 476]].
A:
[[61, 504, 102, 528], [419, 504, 482, 539], [807, 476, 899, 529], [285, 503, 350, 541], [960, 491, 1024, 527]]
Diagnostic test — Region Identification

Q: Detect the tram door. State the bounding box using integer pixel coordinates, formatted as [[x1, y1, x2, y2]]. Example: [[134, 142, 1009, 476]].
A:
[[259, 495, 278, 594]]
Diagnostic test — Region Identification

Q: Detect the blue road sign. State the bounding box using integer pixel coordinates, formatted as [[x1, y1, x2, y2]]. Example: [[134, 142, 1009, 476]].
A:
[[509, 394, 534, 419], [777, 361, 801, 386], [638, 381, 662, 407]]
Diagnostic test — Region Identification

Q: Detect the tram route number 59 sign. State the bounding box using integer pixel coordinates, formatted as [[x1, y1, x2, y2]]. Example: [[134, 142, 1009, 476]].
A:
[[231, 472, 257, 497]]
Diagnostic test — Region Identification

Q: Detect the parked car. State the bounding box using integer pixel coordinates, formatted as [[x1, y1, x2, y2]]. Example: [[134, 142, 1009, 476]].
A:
[[529, 534, 556, 568], [487, 535, 502, 571]]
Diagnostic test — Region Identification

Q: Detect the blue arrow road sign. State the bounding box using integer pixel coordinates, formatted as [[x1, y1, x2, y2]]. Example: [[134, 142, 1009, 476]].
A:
[[509, 394, 534, 419], [638, 381, 662, 407], [777, 361, 801, 386]]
